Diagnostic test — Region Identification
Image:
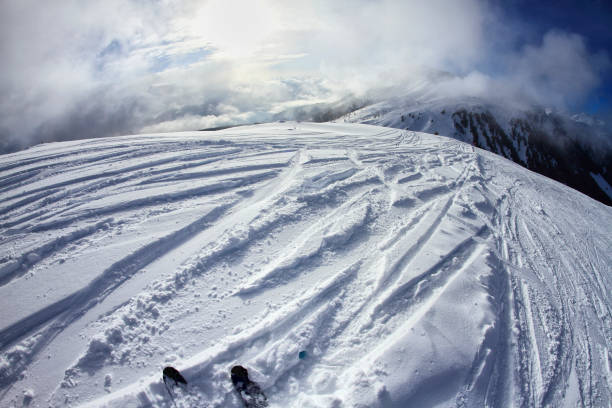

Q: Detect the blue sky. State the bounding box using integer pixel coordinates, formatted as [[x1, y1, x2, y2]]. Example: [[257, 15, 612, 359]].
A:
[[0, 0, 610, 150]]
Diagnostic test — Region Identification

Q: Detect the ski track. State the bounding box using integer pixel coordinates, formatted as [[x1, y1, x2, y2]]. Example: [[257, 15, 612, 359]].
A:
[[0, 123, 610, 408]]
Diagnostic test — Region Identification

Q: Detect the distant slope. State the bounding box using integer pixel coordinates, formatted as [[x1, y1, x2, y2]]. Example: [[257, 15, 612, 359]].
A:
[[0, 123, 610, 407], [342, 95, 612, 206]]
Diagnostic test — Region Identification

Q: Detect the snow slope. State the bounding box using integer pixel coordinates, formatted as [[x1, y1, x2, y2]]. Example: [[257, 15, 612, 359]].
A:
[[0, 123, 610, 407]]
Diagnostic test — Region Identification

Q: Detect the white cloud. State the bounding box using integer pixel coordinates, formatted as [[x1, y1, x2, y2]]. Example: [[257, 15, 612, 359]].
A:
[[0, 0, 609, 151], [508, 30, 610, 107], [432, 30, 610, 110]]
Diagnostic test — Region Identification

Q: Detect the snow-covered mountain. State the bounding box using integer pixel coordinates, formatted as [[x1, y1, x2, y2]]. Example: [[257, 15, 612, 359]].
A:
[[0, 123, 610, 407], [341, 90, 612, 206]]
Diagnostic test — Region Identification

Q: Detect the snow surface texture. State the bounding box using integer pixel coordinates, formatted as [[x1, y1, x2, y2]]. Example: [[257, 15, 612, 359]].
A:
[[0, 123, 610, 407]]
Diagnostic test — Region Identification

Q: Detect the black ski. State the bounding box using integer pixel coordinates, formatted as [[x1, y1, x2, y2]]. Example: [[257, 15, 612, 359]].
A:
[[231, 365, 268, 408], [163, 366, 188, 407]]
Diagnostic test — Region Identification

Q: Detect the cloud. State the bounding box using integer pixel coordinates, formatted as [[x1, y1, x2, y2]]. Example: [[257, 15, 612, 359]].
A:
[[0, 0, 609, 152], [424, 30, 610, 113], [507, 30, 610, 107], [0, 0, 178, 150]]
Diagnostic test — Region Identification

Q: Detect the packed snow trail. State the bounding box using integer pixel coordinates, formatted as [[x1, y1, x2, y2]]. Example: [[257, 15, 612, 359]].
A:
[[0, 123, 610, 407]]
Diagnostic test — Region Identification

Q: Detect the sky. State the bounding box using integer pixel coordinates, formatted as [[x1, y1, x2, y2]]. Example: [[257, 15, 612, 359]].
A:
[[0, 0, 611, 152]]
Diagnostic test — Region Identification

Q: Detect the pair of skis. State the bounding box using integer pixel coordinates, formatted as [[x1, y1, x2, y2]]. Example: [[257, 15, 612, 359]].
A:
[[163, 365, 268, 408]]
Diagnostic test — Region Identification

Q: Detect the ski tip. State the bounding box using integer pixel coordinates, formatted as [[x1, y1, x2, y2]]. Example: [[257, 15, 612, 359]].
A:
[[163, 366, 188, 385], [231, 365, 249, 382]]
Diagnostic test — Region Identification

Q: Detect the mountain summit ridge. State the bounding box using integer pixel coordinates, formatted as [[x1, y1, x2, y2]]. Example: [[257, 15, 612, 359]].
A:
[[341, 92, 612, 205]]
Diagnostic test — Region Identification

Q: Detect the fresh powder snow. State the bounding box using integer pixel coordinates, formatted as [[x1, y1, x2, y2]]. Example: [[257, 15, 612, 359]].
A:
[[0, 122, 610, 407]]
